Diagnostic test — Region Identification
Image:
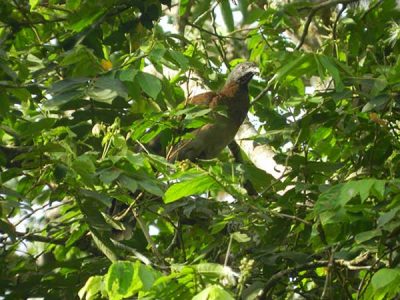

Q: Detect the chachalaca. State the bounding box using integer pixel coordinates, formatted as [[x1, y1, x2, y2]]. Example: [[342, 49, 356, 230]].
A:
[[167, 61, 259, 161], [114, 62, 258, 239]]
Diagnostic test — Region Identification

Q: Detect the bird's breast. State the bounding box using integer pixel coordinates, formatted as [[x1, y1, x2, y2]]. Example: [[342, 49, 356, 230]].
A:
[[195, 116, 240, 159]]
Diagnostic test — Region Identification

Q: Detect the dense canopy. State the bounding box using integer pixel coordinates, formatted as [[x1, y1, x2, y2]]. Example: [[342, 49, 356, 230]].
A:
[[1, 0, 400, 299]]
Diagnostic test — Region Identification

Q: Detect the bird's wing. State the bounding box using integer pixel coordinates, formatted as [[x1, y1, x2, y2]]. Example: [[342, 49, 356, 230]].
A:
[[188, 91, 219, 107]]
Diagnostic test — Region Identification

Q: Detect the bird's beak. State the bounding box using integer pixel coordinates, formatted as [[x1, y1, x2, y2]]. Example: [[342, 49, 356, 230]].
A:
[[249, 65, 260, 75], [247, 65, 260, 82]]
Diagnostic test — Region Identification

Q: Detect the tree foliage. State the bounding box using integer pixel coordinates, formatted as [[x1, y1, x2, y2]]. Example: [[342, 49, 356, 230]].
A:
[[1, 0, 400, 299]]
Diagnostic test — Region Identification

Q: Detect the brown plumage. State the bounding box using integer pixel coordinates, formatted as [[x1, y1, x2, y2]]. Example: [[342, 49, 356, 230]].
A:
[[167, 62, 258, 161]]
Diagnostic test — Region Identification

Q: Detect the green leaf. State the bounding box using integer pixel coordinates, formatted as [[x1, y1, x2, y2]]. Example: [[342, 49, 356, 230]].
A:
[[355, 179, 376, 202], [99, 168, 122, 185], [220, 0, 234, 32], [164, 175, 218, 203], [0, 219, 16, 238], [79, 189, 112, 207], [72, 155, 97, 186], [193, 284, 234, 300], [60, 45, 101, 76], [138, 179, 164, 197], [49, 77, 89, 94], [168, 50, 189, 70], [90, 227, 118, 262], [105, 261, 142, 300], [310, 127, 332, 143], [194, 263, 229, 277], [44, 91, 84, 108], [372, 268, 400, 290], [179, 0, 190, 16], [78, 276, 103, 300], [136, 72, 162, 99], [119, 68, 138, 82], [66, 0, 81, 10], [318, 55, 344, 91], [272, 54, 307, 82], [69, 8, 105, 33], [29, 0, 39, 10], [378, 207, 400, 227], [371, 180, 386, 201], [0, 62, 18, 80], [118, 175, 138, 194], [370, 268, 400, 299], [231, 232, 251, 243], [87, 76, 128, 104], [66, 223, 89, 248], [138, 264, 157, 290], [242, 164, 272, 191], [316, 179, 387, 210], [18, 118, 56, 137], [355, 229, 382, 244], [362, 95, 390, 112], [102, 213, 126, 231]]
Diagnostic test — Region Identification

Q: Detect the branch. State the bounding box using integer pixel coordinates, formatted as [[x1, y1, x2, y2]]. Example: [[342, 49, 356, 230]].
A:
[[258, 255, 371, 299], [14, 231, 65, 245], [192, 0, 221, 25], [0, 81, 40, 88], [250, 82, 272, 105], [332, 3, 347, 41], [178, 0, 195, 35], [114, 192, 142, 221], [111, 239, 152, 266], [210, 8, 230, 70], [133, 210, 164, 263], [14, 201, 71, 227], [186, 22, 245, 40], [269, 210, 311, 225], [295, 0, 359, 50], [360, 0, 384, 20], [258, 261, 328, 299]]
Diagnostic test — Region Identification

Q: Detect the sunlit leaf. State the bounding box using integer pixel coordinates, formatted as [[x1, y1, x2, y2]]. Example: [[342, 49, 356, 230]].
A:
[[136, 72, 162, 99], [164, 175, 218, 203]]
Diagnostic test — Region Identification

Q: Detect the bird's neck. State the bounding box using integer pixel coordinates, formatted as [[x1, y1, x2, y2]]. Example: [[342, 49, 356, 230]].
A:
[[219, 81, 250, 126], [220, 81, 247, 98]]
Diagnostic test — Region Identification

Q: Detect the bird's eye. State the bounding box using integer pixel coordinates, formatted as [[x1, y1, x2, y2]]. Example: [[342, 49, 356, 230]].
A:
[[239, 72, 254, 84]]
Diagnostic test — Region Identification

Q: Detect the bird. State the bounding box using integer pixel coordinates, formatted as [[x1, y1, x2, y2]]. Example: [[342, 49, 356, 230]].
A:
[[166, 61, 259, 162]]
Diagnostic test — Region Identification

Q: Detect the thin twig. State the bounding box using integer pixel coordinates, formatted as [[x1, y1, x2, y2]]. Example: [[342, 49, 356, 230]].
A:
[[114, 192, 143, 221], [296, 0, 359, 50], [111, 239, 152, 265], [38, 3, 72, 13], [224, 234, 234, 267], [12, 0, 42, 44], [250, 80, 273, 106], [210, 8, 229, 69], [178, 0, 194, 34], [165, 224, 180, 253], [356, 246, 399, 300], [133, 210, 163, 262], [332, 264, 354, 299], [269, 211, 311, 225], [14, 231, 65, 245], [360, 0, 384, 20], [193, 0, 221, 25], [321, 248, 335, 299], [332, 4, 347, 41], [186, 22, 245, 40], [14, 200, 71, 227], [258, 255, 372, 299]]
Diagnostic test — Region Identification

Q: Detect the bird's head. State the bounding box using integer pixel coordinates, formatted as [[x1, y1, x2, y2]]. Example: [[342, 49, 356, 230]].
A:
[[226, 61, 259, 86]]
